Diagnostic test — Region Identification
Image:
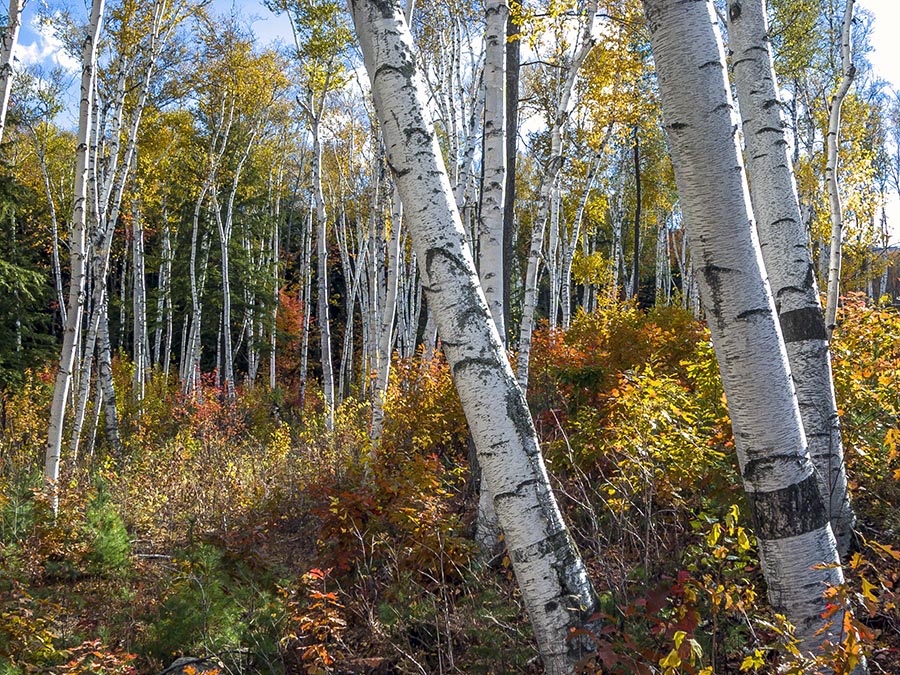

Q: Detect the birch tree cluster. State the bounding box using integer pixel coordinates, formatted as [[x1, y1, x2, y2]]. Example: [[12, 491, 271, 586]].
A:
[[0, 0, 899, 672]]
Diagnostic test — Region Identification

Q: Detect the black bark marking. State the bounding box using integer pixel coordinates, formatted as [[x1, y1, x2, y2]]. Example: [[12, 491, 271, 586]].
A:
[[729, 2, 741, 21], [745, 473, 828, 540], [425, 246, 472, 283], [452, 356, 498, 378], [743, 453, 804, 483], [366, 0, 397, 19], [374, 60, 416, 85], [699, 60, 721, 70], [506, 386, 535, 447], [496, 478, 539, 508], [454, 304, 491, 333], [735, 308, 769, 321], [755, 126, 783, 135], [667, 121, 689, 131], [779, 307, 827, 343], [700, 264, 734, 321]]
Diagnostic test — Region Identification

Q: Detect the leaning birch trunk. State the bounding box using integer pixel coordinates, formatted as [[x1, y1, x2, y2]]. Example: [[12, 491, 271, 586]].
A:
[[348, 2, 599, 671], [0, 0, 24, 144], [727, 0, 855, 557], [44, 0, 105, 506], [823, 0, 856, 337], [641, 0, 848, 659], [517, 0, 598, 391]]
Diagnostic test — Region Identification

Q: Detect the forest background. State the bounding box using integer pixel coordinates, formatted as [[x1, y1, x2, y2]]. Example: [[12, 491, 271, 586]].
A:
[[1, 0, 900, 674]]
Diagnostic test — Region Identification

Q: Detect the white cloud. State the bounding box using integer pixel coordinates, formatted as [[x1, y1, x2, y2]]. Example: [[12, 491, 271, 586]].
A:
[[12, 15, 80, 73]]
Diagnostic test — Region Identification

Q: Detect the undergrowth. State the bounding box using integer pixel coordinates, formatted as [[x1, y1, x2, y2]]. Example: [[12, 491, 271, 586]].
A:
[[0, 298, 897, 674]]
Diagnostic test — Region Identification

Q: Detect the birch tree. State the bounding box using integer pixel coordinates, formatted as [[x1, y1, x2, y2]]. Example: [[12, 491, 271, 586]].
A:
[[823, 0, 857, 336], [473, 0, 508, 554], [69, 0, 191, 457], [727, 0, 855, 556], [44, 0, 105, 506], [348, 1, 599, 671], [517, 0, 599, 391], [478, 0, 507, 338], [641, 0, 849, 657], [267, 0, 352, 431]]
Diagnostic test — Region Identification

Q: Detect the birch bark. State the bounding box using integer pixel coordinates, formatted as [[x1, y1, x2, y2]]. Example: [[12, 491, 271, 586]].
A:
[[727, 0, 855, 557], [641, 0, 847, 656], [348, 2, 599, 671]]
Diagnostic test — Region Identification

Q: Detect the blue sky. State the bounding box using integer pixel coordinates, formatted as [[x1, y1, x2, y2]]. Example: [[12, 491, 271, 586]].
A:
[[12, 1, 295, 73], [12, 1, 898, 91]]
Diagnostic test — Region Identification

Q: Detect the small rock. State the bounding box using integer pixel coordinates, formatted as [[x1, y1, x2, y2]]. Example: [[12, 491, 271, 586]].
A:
[[163, 656, 221, 674]]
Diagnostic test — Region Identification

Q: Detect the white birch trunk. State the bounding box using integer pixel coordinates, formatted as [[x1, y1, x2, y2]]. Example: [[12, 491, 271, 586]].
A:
[[642, 0, 847, 657], [478, 0, 507, 338], [371, 186, 402, 444], [338, 211, 368, 401], [97, 303, 121, 456], [33, 139, 67, 328], [548, 186, 561, 329], [132, 198, 148, 402], [270, 191, 280, 391], [213, 123, 259, 399], [823, 0, 857, 337], [299, 209, 313, 409], [349, 3, 599, 671], [476, 3, 507, 551], [0, 0, 24, 144], [654, 212, 671, 305], [727, 0, 855, 557], [312, 120, 335, 430], [44, 0, 105, 505]]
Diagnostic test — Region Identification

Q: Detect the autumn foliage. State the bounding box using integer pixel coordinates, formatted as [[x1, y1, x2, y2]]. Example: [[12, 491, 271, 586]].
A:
[[1, 299, 899, 673]]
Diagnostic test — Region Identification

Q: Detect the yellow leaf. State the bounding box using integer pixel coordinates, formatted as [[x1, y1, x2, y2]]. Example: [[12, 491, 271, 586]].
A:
[[737, 528, 750, 551], [673, 630, 687, 649], [740, 648, 764, 671], [706, 523, 721, 547], [861, 577, 878, 602], [660, 649, 681, 668]]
